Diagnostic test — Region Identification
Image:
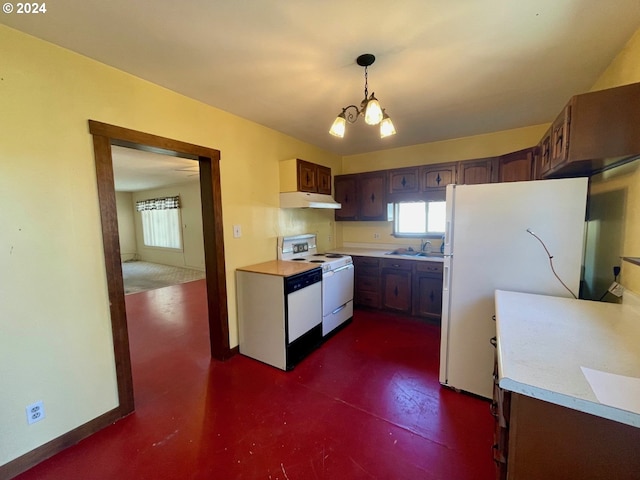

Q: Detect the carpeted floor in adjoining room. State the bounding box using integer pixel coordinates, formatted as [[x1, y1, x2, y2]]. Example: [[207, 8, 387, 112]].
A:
[[14, 279, 494, 480], [121, 260, 206, 294]]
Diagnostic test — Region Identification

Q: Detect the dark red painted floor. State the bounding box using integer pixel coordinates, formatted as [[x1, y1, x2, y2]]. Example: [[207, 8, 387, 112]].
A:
[[15, 280, 494, 480]]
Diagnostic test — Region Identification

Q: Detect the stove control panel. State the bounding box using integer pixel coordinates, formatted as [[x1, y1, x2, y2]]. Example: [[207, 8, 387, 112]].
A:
[[292, 242, 309, 254]]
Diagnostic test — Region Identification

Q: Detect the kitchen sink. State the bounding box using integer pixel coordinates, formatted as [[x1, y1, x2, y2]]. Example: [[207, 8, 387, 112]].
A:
[[386, 249, 443, 258]]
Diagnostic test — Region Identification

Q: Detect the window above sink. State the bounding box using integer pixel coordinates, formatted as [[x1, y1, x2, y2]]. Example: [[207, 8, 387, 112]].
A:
[[390, 200, 446, 238]]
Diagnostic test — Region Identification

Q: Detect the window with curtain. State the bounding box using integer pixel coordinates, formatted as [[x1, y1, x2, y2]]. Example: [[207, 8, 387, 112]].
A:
[[135, 196, 182, 249]]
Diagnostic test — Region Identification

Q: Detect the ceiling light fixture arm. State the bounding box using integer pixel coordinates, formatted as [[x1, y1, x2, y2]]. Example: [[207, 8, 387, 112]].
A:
[[329, 53, 396, 139]]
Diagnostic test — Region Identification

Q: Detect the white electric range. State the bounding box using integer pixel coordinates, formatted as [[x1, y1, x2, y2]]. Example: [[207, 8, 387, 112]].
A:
[[277, 234, 354, 337]]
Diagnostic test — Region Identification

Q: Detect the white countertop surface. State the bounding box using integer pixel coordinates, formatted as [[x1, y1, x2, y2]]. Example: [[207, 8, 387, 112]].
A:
[[495, 290, 640, 427], [329, 244, 445, 263]]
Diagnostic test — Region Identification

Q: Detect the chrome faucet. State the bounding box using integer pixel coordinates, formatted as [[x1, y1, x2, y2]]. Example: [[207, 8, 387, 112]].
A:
[[420, 239, 432, 253]]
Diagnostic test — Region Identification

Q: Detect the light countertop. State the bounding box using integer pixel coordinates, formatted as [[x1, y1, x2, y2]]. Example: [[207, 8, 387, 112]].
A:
[[495, 290, 640, 427], [236, 260, 321, 277], [329, 244, 445, 263]]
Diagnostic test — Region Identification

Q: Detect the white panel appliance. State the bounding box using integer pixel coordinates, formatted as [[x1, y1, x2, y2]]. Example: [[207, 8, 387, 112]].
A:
[[277, 234, 354, 337], [237, 266, 322, 371], [439, 178, 588, 399]]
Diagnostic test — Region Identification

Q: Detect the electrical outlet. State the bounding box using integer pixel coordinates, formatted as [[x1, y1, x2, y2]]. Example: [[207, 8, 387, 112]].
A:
[[373, 233, 380, 239], [232, 224, 242, 238], [608, 281, 625, 297], [26, 401, 45, 425]]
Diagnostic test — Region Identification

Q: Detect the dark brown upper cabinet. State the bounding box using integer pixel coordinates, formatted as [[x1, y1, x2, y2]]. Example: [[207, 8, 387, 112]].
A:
[[280, 158, 332, 195], [457, 157, 497, 185], [542, 82, 640, 177], [334, 171, 387, 221], [497, 148, 535, 182]]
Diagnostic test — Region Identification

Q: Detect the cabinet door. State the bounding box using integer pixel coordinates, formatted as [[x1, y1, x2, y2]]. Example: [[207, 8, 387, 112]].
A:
[[498, 148, 534, 183], [382, 269, 412, 313], [550, 105, 570, 169], [297, 159, 318, 192], [421, 163, 457, 189], [537, 128, 552, 178], [353, 256, 381, 308], [358, 172, 387, 221], [413, 274, 443, 319], [458, 158, 496, 185], [389, 167, 420, 194], [317, 165, 332, 195], [334, 175, 358, 221]]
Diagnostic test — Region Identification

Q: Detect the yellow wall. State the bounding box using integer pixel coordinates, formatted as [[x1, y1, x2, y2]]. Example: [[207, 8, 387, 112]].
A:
[[589, 27, 640, 295], [342, 124, 548, 174], [0, 25, 339, 467]]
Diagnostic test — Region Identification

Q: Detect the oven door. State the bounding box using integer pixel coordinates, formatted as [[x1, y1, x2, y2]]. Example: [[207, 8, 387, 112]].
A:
[[322, 263, 354, 314]]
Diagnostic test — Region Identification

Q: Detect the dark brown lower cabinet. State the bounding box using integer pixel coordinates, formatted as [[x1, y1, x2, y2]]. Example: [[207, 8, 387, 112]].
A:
[[493, 349, 640, 480], [353, 255, 443, 319], [381, 259, 413, 314], [353, 256, 381, 309], [412, 262, 443, 319]]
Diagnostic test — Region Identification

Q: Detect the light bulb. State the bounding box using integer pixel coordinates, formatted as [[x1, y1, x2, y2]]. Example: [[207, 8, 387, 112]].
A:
[[379, 111, 396, 138], [329, 113, 346, 138], [364, 94, 383, 125]]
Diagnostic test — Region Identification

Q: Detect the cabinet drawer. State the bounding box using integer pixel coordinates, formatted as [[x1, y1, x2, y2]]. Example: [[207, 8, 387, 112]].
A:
[[381, 258, 413, 270], [356, 290, 381, 308], [414, 261, 443, 274], [357, 275, 379, 292], [354, 256, 380, 268], [356, 266, 380, 278]]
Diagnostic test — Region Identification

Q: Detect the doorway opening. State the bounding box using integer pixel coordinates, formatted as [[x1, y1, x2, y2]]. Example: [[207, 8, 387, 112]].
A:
[[89, 120, 231, 417]]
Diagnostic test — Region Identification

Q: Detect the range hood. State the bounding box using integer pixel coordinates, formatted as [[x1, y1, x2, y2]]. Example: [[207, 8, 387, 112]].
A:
[[279, 192, 341, 209]]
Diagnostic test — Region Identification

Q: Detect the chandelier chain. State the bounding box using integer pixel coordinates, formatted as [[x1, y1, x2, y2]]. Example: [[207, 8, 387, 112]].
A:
[[364, 66, 369, 99]]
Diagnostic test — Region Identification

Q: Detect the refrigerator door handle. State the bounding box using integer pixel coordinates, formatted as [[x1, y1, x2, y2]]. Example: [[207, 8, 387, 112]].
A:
[[443, 264, 449, 291]]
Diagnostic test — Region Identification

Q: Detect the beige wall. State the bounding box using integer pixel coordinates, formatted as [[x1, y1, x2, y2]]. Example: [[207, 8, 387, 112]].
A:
[[588, 27, 640, 296], [131, 181, 205, 270], [0, 25, 340, 467], [115, 191, 137, 261]]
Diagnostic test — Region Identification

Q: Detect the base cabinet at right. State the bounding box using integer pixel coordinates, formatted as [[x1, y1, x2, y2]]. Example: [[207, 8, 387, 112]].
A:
[[495, 391, 640, 480]]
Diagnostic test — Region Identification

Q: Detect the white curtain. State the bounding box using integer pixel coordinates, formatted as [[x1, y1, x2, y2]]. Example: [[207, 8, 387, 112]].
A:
[[140, 209, 182, 249], [136, 196, 182, 249]]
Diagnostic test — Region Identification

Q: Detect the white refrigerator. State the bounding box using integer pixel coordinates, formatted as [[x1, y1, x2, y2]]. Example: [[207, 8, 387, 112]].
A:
[[439, 178, 588, 399]]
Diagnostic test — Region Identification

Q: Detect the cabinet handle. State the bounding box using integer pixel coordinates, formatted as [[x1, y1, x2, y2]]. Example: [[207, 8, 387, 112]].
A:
[[370, 192, 375, 203], [490, 336, 497, 348], [490, 401, 498, 418], [491, 315, 496, 322], [394, 286, 399, 296]]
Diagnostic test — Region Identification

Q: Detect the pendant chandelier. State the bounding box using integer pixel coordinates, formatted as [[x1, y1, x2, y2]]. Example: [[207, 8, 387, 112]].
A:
[[329, 54, 396, 139]]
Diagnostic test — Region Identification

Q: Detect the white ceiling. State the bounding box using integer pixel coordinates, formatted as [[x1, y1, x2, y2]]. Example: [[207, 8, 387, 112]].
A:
[[111, 146, 200, 192], [3, 1, 640, 188]]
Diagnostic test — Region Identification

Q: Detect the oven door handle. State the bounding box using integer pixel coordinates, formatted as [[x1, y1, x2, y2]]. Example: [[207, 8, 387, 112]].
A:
[[329, 264, 354, 275], [331, 303, 349, 315]]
